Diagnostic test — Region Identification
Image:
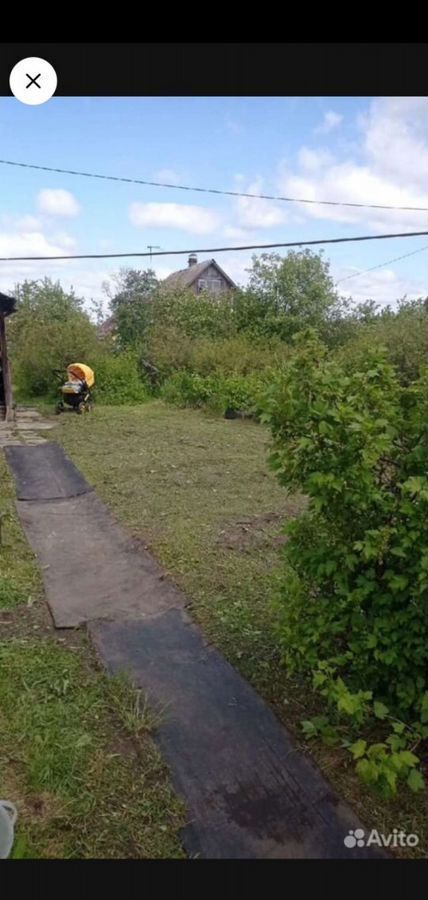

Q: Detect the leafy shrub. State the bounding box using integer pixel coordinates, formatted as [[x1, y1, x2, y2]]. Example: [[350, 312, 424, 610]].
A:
[[139, 326, 199, 381], [261, 330, 428, 794], [161, 370, 269, 416], [147, 287, 236, 340], [91, 351, 148, 405], [188, 335, 286, 377], [336, 299, 428, 384], [142, 329, 286, 384], [10, 280, 100, 399]]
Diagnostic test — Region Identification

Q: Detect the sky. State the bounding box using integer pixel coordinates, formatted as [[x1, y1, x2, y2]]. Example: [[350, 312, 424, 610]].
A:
[[1, 96, 428, 315]]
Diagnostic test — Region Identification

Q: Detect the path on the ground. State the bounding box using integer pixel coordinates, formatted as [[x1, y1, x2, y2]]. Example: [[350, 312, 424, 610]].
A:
[[0, 407, 56, 447], [4, 435, 384, 859]]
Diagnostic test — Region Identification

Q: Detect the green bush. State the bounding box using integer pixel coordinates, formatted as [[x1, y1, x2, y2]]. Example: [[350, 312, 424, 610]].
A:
[[10, 279, 100, 399], [139, 326, 198, 381], [161, 370, 269, 416], [142, 329, 286, 384], [188, 335, 286, 377], [335, 300, 428, 384], [91, 351, 148, 405], [261, 331, 428, 795], [148, 287, 236, 340]]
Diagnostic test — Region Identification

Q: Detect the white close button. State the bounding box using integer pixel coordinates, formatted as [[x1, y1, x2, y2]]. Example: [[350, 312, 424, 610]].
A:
[[9, 57, 57, 105]]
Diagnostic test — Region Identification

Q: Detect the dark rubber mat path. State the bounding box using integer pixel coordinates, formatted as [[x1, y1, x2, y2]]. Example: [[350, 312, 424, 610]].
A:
[[90, 609, 384, 860], [16, 493, 185, 627], [5, 443, 91, 500]]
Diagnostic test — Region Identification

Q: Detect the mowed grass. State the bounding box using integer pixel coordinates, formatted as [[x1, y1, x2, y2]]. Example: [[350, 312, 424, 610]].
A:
[[56, 402, 296, 666], [0, 452, 185, 859], [0, 455, 42, 610], [57, 401, 428, 857]]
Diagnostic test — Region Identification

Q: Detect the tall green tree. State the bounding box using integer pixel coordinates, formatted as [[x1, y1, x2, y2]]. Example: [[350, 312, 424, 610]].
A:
[[106, 268, 159, 347], [245, 249, 339, 339]]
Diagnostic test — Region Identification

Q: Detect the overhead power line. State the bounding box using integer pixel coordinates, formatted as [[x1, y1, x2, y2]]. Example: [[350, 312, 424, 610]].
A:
[[336, 244, 428, 285], [1, 230, 428, 263], [1, 158, 428, 214]]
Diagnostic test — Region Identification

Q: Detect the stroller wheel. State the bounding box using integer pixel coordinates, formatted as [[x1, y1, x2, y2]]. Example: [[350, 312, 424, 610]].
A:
[[55, 402, 64, 415], [77, 402, 86, 415]]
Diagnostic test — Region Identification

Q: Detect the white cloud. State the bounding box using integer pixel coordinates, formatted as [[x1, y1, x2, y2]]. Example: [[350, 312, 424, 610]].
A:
[[213, 253, 253, 287], [37, 189, 81, 217], [223, 225, 249, 240], [129, 201, 221, 234], [362, 97, 428, 192], [234, 179, 286, 230], [154, 168, 181, 185], [0, 229, 74, 258], [49, 231, 78, 250], [152, 264, 175, 280], [297, 147, 335, 172], [316, 110, 343, 134], [278, 98, 428, 233], [16, 215, 42, 230], [334, 264, 427, 308], [0, 223, 83, 298]]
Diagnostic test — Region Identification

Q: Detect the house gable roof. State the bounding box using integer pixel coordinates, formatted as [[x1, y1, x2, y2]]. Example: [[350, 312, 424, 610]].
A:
[[163, 258, 236, 290]]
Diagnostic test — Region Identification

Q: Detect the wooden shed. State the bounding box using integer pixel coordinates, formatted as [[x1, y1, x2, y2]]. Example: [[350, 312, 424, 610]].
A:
[[0, 292, 17, 422]]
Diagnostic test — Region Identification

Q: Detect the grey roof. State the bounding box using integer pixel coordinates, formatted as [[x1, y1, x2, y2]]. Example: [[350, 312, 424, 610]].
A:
[[163, 258, 236, 290]]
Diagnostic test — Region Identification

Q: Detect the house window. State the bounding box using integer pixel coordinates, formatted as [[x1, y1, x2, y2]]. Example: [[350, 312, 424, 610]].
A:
[[198, 277, 223, 293]]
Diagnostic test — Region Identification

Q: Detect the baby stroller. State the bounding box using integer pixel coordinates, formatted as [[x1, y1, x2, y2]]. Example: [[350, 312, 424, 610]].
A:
[[55, 363, 95, 415]]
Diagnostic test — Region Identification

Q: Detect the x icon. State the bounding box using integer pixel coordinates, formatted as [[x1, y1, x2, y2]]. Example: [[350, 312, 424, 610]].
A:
[[25, 73, 41, 89]]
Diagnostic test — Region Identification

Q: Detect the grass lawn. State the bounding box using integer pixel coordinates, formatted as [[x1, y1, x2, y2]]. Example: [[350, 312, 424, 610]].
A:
[[0, 453, 185, 859], [55, 401, 428, 858]]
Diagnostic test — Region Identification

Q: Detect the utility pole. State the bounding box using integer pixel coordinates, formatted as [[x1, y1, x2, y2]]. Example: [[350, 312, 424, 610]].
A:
[[147, 245, 161, 265]]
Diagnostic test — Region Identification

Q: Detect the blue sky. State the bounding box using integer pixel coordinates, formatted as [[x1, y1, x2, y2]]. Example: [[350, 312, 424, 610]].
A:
[[1, 96, 427, 313]]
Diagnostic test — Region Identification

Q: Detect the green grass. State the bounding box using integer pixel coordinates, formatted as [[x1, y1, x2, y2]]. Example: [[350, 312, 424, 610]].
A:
[[56, 401, 428, 857], [0, 640, 185, 859], [0, 455, 42, 610], [0, 449, 186, 859]]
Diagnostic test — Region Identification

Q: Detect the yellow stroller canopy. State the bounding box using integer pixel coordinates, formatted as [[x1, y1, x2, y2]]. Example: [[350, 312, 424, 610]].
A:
[[67, 363, 95, 388]]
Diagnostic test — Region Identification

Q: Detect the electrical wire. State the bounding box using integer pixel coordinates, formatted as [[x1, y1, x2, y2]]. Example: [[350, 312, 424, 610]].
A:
[[336, 244, 428, 285], [1, 158, 428, 214], [2, 230, 428, 262]]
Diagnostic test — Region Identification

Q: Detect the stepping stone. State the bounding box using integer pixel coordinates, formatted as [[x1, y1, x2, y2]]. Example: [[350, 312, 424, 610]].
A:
[[16, 421, 55, 430], [0, 436, 22, 447]]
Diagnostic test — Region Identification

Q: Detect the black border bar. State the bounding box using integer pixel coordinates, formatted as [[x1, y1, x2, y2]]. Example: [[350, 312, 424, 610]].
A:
[[1, 43, 428, 96]]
